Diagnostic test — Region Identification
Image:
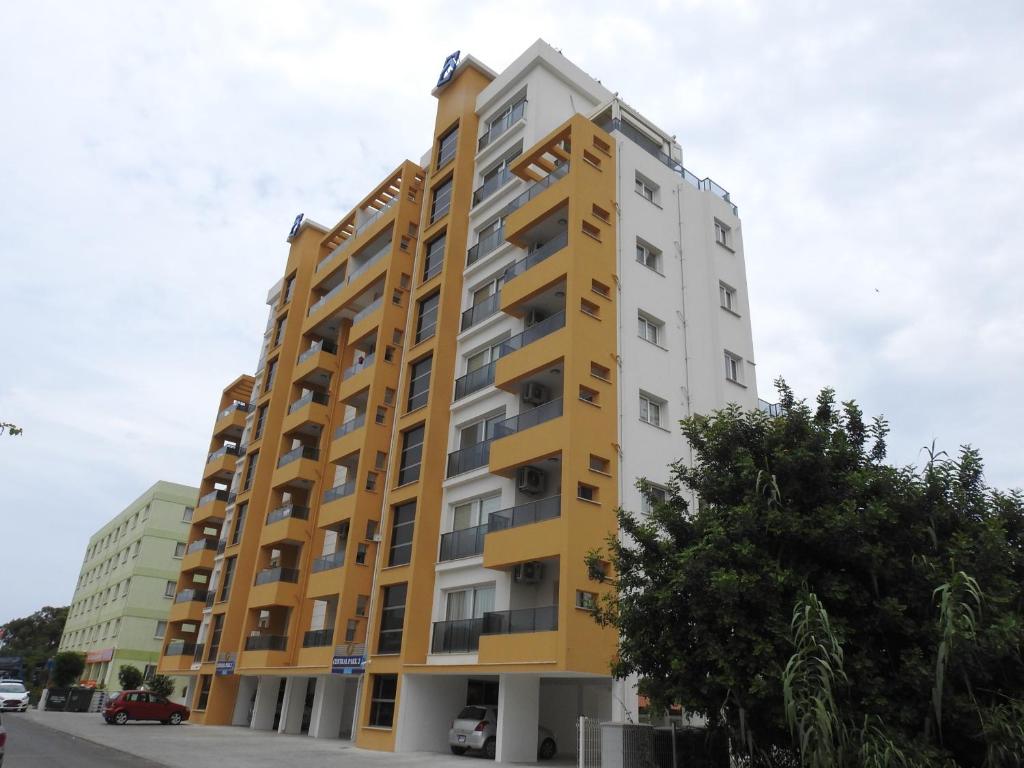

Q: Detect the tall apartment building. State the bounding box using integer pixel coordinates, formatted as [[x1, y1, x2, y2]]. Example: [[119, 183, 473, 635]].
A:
[[58, 480, 197, 695], [158, 40, 758, 761]]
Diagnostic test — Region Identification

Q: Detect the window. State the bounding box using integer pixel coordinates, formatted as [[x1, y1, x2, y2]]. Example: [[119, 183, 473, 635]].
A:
[[254, 405, 267, 439], [641, 484, 668, 515], [466, 342, 502, 374], [207, 614, 224, 661], [591, 361, 611, 381], [719, 282, 738, 313], [407, 356, 432, 411], [639, 393, 665, 427], [445, 585, 495, 620], [589, 455, 610, 474], [231, 503, 247, 546], [724, 351, 744, 384], [578, 482, 598, 502], [369, 674, 398, 728], [374, 406, 387, 426], [220, 556, 236, 602], [377, 584, 407, 655], [415, 292, 440, 343], [397, 425, 425, 485], [154, 620, 167, 639], [437, 125, 458, 168], [638, 313, 663, 346], [431, 178, 452, 223], [243, 451, 259, 491], [388, 502, 415, 566], [635, 173, 657, 203], [173, 542, 186, 558], [356, 595, 369, 616], [264, 358, 278, 393], [182, 506, 194, 523], [283, 274, 296, 305], [636, 240, 661, 272], [274, 315, 287, 347], [579, 385, 599, 404], [474, 147, 520, 206], [356, 543, 368, 565], [345, 619, 358, 642], [196, 675, 212, 710], [452, 495, 501, 531], [715, 219, 731, 248], [165, 581, 176, 598], [423, 233, 446, 282]]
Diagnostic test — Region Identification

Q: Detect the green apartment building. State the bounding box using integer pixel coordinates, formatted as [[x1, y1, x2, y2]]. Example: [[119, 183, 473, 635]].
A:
[[58, 481, 198, 697]]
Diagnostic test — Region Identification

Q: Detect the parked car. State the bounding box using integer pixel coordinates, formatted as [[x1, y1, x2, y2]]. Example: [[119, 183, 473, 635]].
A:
[[1, 710, 6, 767], [103, 690, 190, 725], [0, 682, 29, 712], [448, 705, 557, 760]]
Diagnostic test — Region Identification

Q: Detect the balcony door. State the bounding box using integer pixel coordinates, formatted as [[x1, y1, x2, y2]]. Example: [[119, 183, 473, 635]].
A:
[[446, 585, 495, 621], [453, 495, 502, 531]]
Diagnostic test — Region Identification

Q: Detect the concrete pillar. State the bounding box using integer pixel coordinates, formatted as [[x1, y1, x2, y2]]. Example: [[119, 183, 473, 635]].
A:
[[496, 673, 540, 763], [309, 676, 343, 739], [340, 678, 358, 739], [279, 676, 307, 734], [232, 676, 259, 726], [613, 676, 639, 723], [250, 676, 283, 731]]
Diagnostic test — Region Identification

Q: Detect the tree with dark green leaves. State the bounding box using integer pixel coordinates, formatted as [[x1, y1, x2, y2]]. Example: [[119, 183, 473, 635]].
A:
[[147, 674, 175, 699], [117, 664, 143, 691], [0, 605, 68, 688], [0, 422, 22, 436], [50, 651, 84, 688], [587, 379, 1024, 766]]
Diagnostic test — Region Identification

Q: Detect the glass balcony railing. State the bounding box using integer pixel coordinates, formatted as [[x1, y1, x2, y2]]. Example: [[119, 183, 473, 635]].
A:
[[351, 296, 383, 325], [245, 634, 288, 651], [488, 495, 561, 532], [317, 239, 353, 275], [499, 162, 569, 218], [501, 231, 569, 284], [345, 247, 389, 287], [297, 339, 338, 365], [758, 399, 784, 417], [164, 640, 196, 657], [481, 605, 558, 635], [439, 522, 487, 561], [431, 617, 483, 654], [311, 550, 345, 573], [323, 481, 356, 504], [174, 589, 209, 604], [333, 414, 365, 440], [206, 444, 241, 464], [478, 100, 526, 151], [276, 445, 319, 468], [199, 489, 232, 507], [303, 629, 334, 648], [266, 504, 310, 525], [473, 166, 515, 207], [466, 225, 505, 266], [446, 441, 491, 478], [186, 538, 218, 556], [460, 292, 501, 331], [492, 398, 563, 439], [342, 353, 375, 380], [288, 391, 329, 414], [254, 566, 300, 586], [453, 361, 496, 401], [217, 402, 251, 420], [498, 310, 566, 357], [307, 281, 346, 318]]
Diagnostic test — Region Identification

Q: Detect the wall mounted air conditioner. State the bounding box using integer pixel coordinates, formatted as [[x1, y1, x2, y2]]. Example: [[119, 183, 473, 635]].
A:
[[522, 382, 549, 405], [517, 466, 546, 496], [513, 561, 544, 583], [524, 309, 547, 327]]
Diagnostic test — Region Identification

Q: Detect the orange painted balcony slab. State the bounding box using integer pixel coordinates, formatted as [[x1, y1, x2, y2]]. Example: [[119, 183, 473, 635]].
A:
[[282, 399, 329, 436], [203, 450, 239, 482], [294, 345, 338, 387], [158, 654, 197, 674], [213, 406, 249, 440], [296, 642, 335, 670], [239, 647, 290, 671], [180, 546, 216, 574], [482, 516, 563, 569], [488, 404, 565, 475], [346, 301, 385, 345], [500, 246, 571, 315], [494, 327, 567, 391], [478, 630, 558, 665], [194, 493, 228, 524], [306, 556, 345, 597], [248, 576, 300, 609], [328, 417, 367, 464], [317, 485, 357, 527], [504, 168, 572, 242], [336, 361, 376, 403], [271, 456, 319, 490], [168, 599, 204, 624], [259, 511, 310, 548]]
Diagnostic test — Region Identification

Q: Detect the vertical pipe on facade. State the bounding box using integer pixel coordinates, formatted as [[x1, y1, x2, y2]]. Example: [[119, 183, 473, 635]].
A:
[[674, 183, 695, 472]]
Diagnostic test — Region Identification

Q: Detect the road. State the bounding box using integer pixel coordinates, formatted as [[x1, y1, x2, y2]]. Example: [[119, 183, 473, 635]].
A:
[[2, 713, 169, 767]]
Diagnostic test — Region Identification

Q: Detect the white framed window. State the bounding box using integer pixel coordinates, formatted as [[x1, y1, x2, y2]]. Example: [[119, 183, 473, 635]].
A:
[[724, 351, 744, 384], [715, 219, 731, 248], [182, 506, 194, 522], [719, 282, 738, 313], [173, 542, 186, 558], [641, 484, 669, 515], [445, 584, 496, 620], [639, 392, 666, 427], [637, 312, 663, 346], [634, 173, 657, 203], [466, 342, 503, 373], [165, 581, 176, 598], [154, 620, 167, 639], [451, 494, 503, 531], [635, 240, 661, 272]]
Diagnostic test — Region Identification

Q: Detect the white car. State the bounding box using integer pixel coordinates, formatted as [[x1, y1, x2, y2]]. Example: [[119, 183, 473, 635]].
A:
[[0, 682, 29, 713], [448, 705, 557, 760]]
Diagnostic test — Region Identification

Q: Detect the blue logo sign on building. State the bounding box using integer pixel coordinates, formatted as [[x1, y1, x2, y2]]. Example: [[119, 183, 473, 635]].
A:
[[289, 213, 304, 239], [331, 654, 365, 675], [215, 658, 235, 676], [436, 51, 460, 88]]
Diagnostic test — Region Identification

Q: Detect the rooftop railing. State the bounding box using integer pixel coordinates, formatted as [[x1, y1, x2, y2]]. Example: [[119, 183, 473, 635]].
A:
[[492, 398, 563, 439], [431, 617, 483, 654], [276, 445, 319, 468], [487, 495, 561, 532], [254, 566, 300, 586], [453, 361, 496, 401], [439, 522, 487, 561], [501, 230, 569, 284], [481, 605, 558, 635]]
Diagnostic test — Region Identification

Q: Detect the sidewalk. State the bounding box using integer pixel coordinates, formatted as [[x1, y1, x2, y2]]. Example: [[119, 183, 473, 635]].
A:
[[20, 709, 488, 768]]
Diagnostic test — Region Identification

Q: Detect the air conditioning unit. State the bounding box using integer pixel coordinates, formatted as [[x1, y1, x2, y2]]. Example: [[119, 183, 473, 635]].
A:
[[517, 466, 546, 496], [514, 561, 544, 584], [371, 533, 382, 543], [522, 382, 549, 405], [524, 309, 547, 327]]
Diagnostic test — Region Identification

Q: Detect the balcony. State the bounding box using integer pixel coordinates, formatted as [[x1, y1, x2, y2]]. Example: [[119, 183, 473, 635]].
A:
[[164, 640, 197, 657], [303, 629, 334, 648], [319, 481, 357, 526], [431, 618, 483, 654], [498, 311, 566, 358], [499, 162, 570, 219], [307, 281, 345, 318], [311, 550, 345, 573], [329, 416, 366, 463], [334, 414, 366, 440], [245, 634, 288, 651], [298, 339, 338, 366], [187, 537, 218, 556], [294, 340, 337, 385], [289, 391, 329, 415], [351, 296, 383, 326], [254, 567, 300, 586], [446, 441, 491, 479], [266, 504, 309, 526], [482, 605, 558, 635], [182, 539, 217, 572], [277, 445, 319, 468], [501, 231, 569, 285], [466, 225, 505, 267], [453, 361, 496, 401], [174, 588, 210, 604], [439, 523, 487, 562], [194, 489, 230, 523], [168, 596, 204, 623], [213, 402, 250, 440], [488, 495, 561, 532], [460, 293, 501, 332], [478, 100, 526, 151], [473, 166, 514, 207], [492, 399, 563, 440]]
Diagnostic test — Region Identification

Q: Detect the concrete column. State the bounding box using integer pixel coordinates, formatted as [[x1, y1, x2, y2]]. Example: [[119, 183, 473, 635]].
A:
[[340, 678, 358, 739], [612, 675, 639, 723], [232, 676, 259, 726], [496, 673, 540, 763], [309, 676, 344, 739], [250, 676, 282, 731], [278, 676, 307, 734]]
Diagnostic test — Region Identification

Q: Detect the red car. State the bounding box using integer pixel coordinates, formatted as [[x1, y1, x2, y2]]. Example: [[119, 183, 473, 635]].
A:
[[103, 690, 190, 725]]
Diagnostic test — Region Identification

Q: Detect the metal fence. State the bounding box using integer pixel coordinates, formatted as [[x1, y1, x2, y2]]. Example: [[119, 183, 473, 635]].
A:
[[578, 717, 730, 768]]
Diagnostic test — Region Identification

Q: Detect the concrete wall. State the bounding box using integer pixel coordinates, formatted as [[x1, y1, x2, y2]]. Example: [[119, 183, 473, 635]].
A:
[[394, 674, 467, 752]]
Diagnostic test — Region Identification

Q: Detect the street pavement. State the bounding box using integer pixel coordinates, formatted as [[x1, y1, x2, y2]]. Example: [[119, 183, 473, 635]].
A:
[[3, 712, 168, 767]]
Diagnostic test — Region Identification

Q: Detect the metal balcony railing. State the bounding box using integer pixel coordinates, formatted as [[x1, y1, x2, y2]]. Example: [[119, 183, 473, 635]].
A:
[[453, 361, 496, 401], [473, 166, 515, 207], [186, 538, 218, 555], [297, 339, 338, 365], [311, 550, 345, 573], [460, 292, 501, 331], [303, 629, 335, 648], [254, 567, 300, 586], [342, 353, 375, 380], [481, 605, 558, 635], [174, 589, 209, 604], [323, 480, 356, 504], [466, 227, 505, 267], [487, 495, 561, 532], [164, 640, 196, 657], [439, 523, 487, 561], [206, 444, 241, 463], [288, 391, 329, 414], [501, 230, 569, 284], [245, 634, 288, 651], [333, 414, 366, 440], [198, 489, 231, 507], [446, 440, 491, 478], [478, 100, 526, 151], [276, 445, 319, 468], [499, 162, 569, 218], [266, 504, 310, 525], [498, 311, 566, 357], [492, 398, 563, 439], [431, 617, 483, 654], [217, 402, 251, 420]]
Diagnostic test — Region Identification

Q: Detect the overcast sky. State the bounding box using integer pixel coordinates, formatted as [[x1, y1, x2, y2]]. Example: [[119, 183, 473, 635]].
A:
[[1, 1, 1021, 626]]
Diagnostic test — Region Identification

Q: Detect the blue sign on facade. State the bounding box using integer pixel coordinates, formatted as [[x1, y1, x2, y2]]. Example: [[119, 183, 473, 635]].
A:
[[331, 654, 365, 675], [436, 51, 460, 88], [215, 659, 235, 676], [289, 213, 304, 239]]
